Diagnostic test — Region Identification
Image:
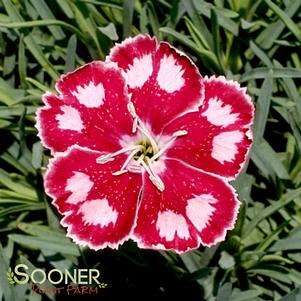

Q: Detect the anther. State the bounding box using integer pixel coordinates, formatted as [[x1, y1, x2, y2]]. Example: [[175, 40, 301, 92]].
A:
[[96, 145, 143, 164]]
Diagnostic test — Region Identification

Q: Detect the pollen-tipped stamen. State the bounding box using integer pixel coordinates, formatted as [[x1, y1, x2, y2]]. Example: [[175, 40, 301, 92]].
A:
[[96, 145, 143, 164], [112, 145, 144, 175]]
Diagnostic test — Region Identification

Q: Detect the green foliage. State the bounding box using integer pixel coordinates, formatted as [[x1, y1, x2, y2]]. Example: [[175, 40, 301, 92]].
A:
[[0, 0, 300, 300]]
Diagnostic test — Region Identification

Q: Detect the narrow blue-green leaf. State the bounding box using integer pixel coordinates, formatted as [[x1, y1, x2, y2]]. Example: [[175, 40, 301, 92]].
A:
[[252, 140, 290, 180], [216, 282, 232, 301], [123, 0, 135, 37], [192, 0, 239, 36], [160, 26, 197, 49], [278, 286, 301, 301], [80, 0, 122, 10], [0, 203, 44, 217], [256, 0, 301, 48], [211, 7, 225, 73], [0, 106, 37, 117], [180, 252, 201, 273], [3, 53, 15, 75], [9, 234, 80, 256], [56, 0, 74, 18], [249, 267, 292, 284], [253, 71, 273, 142], [98, 22, 118, 41], [270, 238, 301, 252], [64, 34, 77, 72], [147, 1, 160, 37], [240, 67, 301, 82], [31, 141, 43, 169], [183, 0, 213, 49], [287, 111, 301, 152], [249, 41, 272, 67], [264, 0, 301, 41], [25, 77, 50, 93], [0, 20, 86, 41], [2, 0, 58, 80], [18, 34, 26, 87], [30, 0, 66, 40], [256, 221, 289, 251], [231, 289, 263, 301], [242, 188, 301, 240], [0, 168, 37, 200], [184, 16, 210, 49]]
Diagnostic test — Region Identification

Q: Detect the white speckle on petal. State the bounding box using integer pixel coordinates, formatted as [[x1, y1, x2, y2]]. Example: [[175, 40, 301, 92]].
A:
[[56, 105, 84, 132], [156, 210, 189, 241], [79, 198, 118, 227], [65, 172, 93, 204], [125, 54, 153, 88], [201, 97, 239, 127], [212, 131, 243, 164], [72, 81, 105, 108], [156, 55, 185, 93], [186, 194, 216, 232]]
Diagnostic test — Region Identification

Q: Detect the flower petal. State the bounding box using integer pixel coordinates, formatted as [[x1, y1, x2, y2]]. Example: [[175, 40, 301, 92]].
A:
[[133, 160, 239, 253], [163, 77, 254, 179], [45, 146, 142, 250], [36, 61, 134, 153], [163, 112, 252, 179], [201, 75, 254, 129], [107, 35, 204, 133]]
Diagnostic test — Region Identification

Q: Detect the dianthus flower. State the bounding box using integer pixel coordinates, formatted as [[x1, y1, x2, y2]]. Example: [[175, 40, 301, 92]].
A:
[[36, 35, 254, 253]]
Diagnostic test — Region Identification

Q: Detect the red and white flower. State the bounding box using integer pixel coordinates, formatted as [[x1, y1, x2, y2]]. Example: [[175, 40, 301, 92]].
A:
[[36, 35, 254, 253]]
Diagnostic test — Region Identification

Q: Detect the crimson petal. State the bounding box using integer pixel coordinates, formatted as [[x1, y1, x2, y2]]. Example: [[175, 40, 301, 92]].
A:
[[164, 76, 254, 179], [36, 61, 134, 153], [133, 160, 239, 253], [107, 34, 204, 134], [201, 76, 254, 129], [45, 146, 142, 250]]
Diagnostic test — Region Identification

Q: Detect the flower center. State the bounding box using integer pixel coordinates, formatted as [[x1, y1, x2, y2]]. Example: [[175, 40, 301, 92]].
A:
[[96, 102, 187, 192], [133, 140, 156, 162]]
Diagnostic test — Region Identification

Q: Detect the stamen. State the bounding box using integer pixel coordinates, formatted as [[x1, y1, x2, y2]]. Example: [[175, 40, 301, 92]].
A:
[[112, 170, 128, 176], [132, 117, 138, 133], [127, 101, 139, 133], [127, 164, 142, 173], [127, 101, 137, 119], [112, 145, 143, 175], [136, 124, 159, 154], [150, 130, 188, 162], [173, 130, 188, 137], [127, 101, 159, 151], [96, 145, 143, 164], [146, 157, 165, 191], [140, 158, 165, 192]]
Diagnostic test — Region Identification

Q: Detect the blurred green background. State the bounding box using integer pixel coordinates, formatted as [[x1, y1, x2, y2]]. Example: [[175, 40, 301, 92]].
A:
[[0, 0, 301, 300]]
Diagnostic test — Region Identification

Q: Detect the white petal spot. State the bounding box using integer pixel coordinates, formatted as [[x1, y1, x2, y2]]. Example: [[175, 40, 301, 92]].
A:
[[186, 194, 217, 232], [65, 172, 93, 204], [156, 55, 185, 93], [156, 210, 189, 241], [79, 198, 118, 227], [201, 97, 239, 127], [212, 131, 243, 164], [56, 105, 84, 133], [72, 81, 105, 108], [125, 54, 153, 89]]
